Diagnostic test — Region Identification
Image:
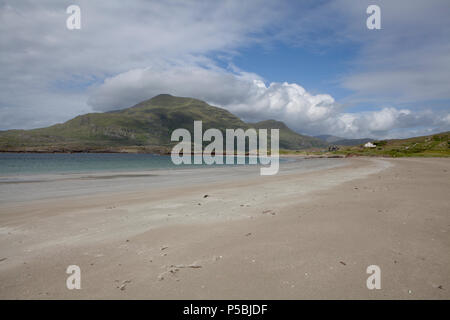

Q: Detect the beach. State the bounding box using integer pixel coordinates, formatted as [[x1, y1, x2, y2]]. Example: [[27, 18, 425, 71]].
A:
[[0, 157, 449, 299]]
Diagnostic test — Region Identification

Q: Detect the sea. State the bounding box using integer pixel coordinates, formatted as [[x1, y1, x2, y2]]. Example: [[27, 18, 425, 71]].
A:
[[0, 153, 288, 176]]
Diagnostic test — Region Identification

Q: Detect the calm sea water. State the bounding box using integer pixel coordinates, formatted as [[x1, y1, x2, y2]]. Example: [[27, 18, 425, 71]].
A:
[[0, 153, 286, 176]]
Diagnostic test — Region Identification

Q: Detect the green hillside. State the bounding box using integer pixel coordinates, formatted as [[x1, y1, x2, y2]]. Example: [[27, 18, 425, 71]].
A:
[[334, 132, 450, 157], [0, 94, 326, 153]]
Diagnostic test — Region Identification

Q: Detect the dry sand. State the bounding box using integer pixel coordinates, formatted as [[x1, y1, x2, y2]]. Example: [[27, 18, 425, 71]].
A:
[[0, 157, 449, 299]]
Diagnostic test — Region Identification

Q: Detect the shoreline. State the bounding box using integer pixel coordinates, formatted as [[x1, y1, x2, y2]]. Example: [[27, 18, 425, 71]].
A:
[[0, 157, 346, 204], [0, 157, 449, 299], [0, 153, 314, 180]]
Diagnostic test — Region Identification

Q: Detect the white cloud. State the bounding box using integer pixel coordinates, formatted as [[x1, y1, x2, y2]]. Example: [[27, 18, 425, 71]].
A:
[[280, 0, 450, 104], [0, 0, 449, 139], [0, 0, 281, 129]]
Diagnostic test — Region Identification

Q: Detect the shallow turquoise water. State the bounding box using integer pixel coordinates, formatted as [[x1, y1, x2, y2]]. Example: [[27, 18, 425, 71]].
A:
[[0, 153, 285, 175]]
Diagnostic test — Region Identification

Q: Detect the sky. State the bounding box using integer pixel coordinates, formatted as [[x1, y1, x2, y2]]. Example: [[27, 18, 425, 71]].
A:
[[1, 0, 450, 139]]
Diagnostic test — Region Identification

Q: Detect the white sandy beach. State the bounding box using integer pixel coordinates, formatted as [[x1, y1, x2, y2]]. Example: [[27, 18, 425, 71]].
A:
[[0, 157, 449, 299]]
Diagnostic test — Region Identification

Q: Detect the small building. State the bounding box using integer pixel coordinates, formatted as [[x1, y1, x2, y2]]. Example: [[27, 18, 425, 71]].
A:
[[364, 142, 377, 148]]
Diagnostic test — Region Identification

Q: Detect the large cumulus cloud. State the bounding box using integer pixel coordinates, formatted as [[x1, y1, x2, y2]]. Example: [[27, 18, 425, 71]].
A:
[[88, 64, 450, 138]]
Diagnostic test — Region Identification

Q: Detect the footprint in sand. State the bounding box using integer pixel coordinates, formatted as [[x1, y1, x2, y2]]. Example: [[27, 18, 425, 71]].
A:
[[262, 210, 276, 215], [116, 279, 132, 291], [158, 263, 202, 281]]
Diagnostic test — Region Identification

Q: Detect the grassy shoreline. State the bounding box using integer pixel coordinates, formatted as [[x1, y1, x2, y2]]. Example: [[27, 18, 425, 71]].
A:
[[1, 131, 449, 158]]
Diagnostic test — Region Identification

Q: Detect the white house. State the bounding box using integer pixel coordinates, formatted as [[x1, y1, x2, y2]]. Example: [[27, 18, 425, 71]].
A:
[[364, 142, 377, 148]]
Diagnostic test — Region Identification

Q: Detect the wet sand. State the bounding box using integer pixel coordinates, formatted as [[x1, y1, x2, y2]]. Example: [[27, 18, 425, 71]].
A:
[[0, 157, 449, 299]]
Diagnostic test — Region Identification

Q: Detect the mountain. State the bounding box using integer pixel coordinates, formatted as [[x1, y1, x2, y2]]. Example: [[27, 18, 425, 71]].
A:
[[315, 134, 373, 146], [252, 120, 325, 149], [0, 94, 327, 153], [315, 134, 343, 143]]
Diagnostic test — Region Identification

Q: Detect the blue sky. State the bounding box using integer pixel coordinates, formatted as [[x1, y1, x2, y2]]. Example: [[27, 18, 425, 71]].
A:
[[0, 0, 449, 139], [230, 41, 357, 102]]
